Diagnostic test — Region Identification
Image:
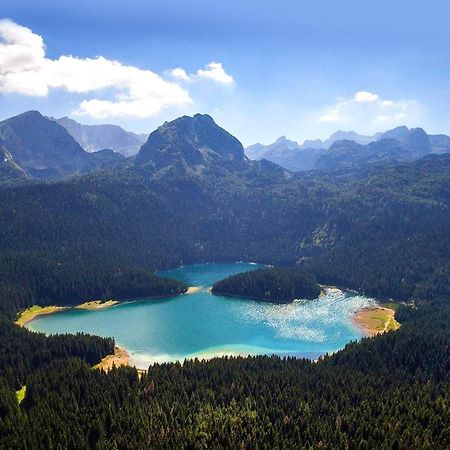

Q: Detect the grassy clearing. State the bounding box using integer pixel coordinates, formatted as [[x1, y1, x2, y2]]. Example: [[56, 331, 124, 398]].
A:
[[386, 313, 401, 332], [16, 385, 26, 404], [15, 305, 67, 327], [355, 306, 401, 336]]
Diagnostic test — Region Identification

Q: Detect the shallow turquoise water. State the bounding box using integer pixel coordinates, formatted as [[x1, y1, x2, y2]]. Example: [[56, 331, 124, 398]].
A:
[[28, 262, 375, 368]]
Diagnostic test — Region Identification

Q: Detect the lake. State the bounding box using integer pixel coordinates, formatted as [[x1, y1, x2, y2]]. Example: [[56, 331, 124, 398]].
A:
[[27, 262, 375, 368]]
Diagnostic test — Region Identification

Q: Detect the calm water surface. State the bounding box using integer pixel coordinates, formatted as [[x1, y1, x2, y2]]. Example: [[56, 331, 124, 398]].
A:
[[28, 263, 375, 368]]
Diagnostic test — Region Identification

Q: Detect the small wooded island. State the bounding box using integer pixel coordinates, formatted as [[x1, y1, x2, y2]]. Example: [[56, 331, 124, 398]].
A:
[[212, 267, 321, 303]]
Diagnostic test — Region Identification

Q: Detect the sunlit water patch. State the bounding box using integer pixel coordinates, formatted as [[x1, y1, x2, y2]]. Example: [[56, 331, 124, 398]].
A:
[[28, 263, 375, 369]]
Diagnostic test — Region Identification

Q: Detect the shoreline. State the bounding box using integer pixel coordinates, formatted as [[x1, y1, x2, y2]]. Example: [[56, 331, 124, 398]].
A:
[[16, 300, 120, 328], [16, 282, 402, 371], [353, 305, 400, 337], [128, 345, 324, 370], [15, 305, 69, 327]]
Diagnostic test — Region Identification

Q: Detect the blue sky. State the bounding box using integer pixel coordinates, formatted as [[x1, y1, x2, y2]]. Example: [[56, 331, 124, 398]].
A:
[[1, 0, 450, 145]]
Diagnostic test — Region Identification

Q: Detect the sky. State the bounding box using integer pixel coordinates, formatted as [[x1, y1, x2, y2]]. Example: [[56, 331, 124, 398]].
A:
[[1, 0, 450, 146]]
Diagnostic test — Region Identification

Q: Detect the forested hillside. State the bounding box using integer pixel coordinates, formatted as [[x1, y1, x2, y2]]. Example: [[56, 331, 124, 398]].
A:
[[0, 151, 449, 317]]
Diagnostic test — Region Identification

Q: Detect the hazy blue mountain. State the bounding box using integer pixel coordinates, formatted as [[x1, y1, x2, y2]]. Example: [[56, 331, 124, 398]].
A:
[[403, 128, 432, 157], [377, 126, 432, 155], [52, 116, 148, 157], [245, 142, 270, 160], [245, 137, 326, 171], [314, 140, 365, 171], [378, 126, 450, 154], [315, 134, 434, 172], [245, 131, 379, 171], [135, 113, 245, 170], [324, 130, 380, 147], [246, 126, 450, 172], [377, 125, 410, 141], [246, 136, 301, 160], [300, 138, 324, 149], [429, 134, 450, 153], [90, 148, 125, 167]]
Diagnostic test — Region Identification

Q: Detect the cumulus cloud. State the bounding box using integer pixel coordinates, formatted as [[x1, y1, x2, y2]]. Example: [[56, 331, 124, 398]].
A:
[[319, 91, 419, 132], [354, 91, 379, 103], [170, 61, 234, 84], [0, 20, 233, 118]]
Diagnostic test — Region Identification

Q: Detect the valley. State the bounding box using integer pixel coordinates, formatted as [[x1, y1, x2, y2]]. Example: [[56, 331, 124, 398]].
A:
[[0, 111, 448, 449], [2, 4, 450, 448]]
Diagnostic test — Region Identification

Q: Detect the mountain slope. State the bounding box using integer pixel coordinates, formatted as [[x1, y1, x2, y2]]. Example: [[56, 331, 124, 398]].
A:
[[0, 112, 125, 180], [0, 142, 28, 183], [0, 111, 90, 177], [135, 113, 245, 170]]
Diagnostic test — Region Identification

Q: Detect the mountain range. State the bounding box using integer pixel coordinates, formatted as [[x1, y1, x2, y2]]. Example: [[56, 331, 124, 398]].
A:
[[3, 110, 450, 184], [246, 126, 450, 171]]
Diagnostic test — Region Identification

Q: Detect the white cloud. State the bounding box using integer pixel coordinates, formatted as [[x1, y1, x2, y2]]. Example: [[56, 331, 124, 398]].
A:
[[319, 91, 419, 133], [0, 20, 232, 118], [354, 91, 379, 103], [170, 67, 190, 81], [170, 61, 234, 85], [195, 62, 234, 84]]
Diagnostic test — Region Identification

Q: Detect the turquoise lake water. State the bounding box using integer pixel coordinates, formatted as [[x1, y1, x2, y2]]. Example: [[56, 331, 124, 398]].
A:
[[27, 262, 375, 368]]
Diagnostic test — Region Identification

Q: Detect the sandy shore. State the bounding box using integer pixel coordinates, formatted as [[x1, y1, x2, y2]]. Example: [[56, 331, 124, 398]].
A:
[[94, 346, 130, 371], [16, 300, 118, 327], [186, 286, 201, 294], [354, 305, 400, 337], [76, 299, 118, 310]]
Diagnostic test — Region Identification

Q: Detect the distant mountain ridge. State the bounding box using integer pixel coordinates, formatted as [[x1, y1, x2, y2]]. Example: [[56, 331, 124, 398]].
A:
[[246, 130, 378, 160], [246, 126, 450, 172], [2, 110, 450, 184], [51, 116, 148, 157]]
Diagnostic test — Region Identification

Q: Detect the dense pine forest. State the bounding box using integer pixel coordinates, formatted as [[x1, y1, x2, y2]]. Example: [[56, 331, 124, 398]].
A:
[[0, 113, 449, 448], [212, 267, 321, 303]]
